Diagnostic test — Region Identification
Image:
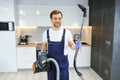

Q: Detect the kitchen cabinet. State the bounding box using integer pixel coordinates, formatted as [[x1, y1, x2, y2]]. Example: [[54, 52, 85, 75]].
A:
[[0, 0, 15, 21], [17, 5, 37, 26], [17, 47, 36, 69], [17, 5, 89, 27], [17, 44, 90, 69], [68, 45, 91, 67], [36, 5, 52, 26]]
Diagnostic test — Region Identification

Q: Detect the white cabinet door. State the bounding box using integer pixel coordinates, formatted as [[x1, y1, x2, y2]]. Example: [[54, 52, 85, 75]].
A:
[[68, 45, 91, 67], [0, 0, 15, 21], [76, 46, 91, 67], [19, 15, 37, 26], [17, 47, 36, 69], [18, 5, 37, 26], [68, 49, 75, 67], [36, 6, 52, 26]]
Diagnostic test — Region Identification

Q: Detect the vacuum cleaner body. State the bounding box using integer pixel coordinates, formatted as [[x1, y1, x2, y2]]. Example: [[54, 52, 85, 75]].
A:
[[32, 53, 50, 73], [32, 53, 60, 80]]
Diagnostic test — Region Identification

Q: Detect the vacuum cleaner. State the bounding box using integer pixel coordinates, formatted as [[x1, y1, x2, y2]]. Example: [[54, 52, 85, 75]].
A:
[[32, 4, 87, 80], [73, 4, 87, 80]]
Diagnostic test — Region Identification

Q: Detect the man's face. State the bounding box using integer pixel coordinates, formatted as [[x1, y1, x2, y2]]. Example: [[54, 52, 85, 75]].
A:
[[51, 13, 62, 28]]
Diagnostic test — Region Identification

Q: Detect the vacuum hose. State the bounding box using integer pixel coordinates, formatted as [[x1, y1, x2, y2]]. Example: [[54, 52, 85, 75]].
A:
[[32, 53, 60, 80], [47, 58, 60, 80]]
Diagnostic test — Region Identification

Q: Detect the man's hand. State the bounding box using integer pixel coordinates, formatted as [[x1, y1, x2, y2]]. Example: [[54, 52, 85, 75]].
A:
[[38, 50, 45, 55], [75, 41, 82, 49]]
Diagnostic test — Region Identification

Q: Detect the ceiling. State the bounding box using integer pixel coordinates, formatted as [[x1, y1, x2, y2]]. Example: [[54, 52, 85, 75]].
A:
[[16, 0, 88, 6]]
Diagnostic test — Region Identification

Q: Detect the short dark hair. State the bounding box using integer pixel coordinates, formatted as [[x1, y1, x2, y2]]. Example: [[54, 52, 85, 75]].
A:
[[50, 10, 63, 19]]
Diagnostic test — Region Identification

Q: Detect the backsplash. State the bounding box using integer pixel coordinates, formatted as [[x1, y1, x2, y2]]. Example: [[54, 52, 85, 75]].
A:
[[16, 26, 92, 44]]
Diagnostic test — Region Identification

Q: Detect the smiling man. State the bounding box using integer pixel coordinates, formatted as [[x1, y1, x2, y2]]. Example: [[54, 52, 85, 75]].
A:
[[40, 10, 81, 80]]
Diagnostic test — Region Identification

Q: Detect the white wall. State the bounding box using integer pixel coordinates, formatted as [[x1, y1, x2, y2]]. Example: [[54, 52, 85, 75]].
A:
[[16, 27, 91, 44]]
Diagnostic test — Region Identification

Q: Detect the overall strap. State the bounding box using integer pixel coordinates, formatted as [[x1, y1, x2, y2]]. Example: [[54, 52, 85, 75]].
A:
[[61, 29, 66, 41], [47, 29, 50, 42]]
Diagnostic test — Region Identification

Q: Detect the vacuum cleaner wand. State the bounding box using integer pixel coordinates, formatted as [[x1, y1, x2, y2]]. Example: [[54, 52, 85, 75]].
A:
[[73, 4, 87, 80]]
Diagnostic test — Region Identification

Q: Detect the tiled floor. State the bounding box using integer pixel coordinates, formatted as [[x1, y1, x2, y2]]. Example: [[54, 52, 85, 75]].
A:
[[69, 68, 103, 80], [0, 68, 103, 80]]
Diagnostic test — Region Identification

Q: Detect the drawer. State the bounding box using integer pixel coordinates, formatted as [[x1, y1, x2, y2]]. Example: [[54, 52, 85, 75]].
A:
[[17, 47, 36, 69]]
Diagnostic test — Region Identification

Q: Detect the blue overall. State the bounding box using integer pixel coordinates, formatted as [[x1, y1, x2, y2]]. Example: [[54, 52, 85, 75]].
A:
[[47, 29, 69, 80]]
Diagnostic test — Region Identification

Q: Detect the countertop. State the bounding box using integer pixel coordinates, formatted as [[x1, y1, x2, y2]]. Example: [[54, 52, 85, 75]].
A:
[[17, 42, 42, 50], [17, 42, 90, 47], [17, 43, 39, 47]]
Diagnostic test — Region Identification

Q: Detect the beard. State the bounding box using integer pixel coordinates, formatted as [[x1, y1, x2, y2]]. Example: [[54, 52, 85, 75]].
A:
[[53, 22, 61, 28]]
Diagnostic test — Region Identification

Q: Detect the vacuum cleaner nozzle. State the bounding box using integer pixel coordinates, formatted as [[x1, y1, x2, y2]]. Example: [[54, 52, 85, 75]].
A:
[[78, 4, 87, 17]]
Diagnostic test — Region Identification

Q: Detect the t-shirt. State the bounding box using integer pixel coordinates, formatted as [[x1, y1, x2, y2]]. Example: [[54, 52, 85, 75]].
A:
[[42, 27, 73, 55]]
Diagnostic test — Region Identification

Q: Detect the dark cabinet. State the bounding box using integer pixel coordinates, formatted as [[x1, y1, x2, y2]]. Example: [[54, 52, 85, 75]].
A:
[[89, 0, 120, 80]]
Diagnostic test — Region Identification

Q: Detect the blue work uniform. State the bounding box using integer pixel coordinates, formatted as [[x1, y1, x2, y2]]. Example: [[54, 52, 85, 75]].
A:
[[47, 29, 69, 80]]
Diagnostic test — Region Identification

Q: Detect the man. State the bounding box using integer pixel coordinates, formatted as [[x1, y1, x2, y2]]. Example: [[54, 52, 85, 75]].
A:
[[40, 10, 81, 80]]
